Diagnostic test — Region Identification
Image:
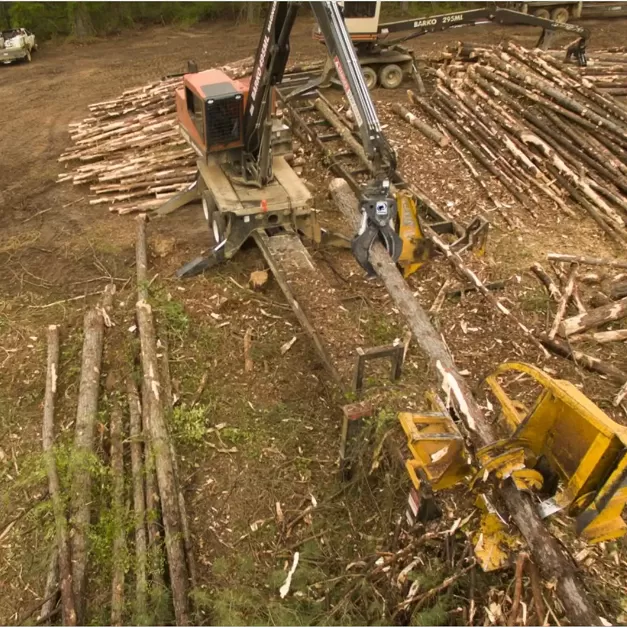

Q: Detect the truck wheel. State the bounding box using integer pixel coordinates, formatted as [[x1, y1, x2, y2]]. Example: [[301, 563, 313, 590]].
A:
[[379, 64, 404, 90], [362, 66, 377, 90], [25, 50, 32, 62], [533, 8, 551, 19], [551, 6, 570, 22]]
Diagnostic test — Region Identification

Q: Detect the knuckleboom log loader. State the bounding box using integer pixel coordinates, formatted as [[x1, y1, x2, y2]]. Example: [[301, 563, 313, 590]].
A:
[[309, 1, 590, 91], [159, 1, 420, 393], [164, 0, 402, 279]]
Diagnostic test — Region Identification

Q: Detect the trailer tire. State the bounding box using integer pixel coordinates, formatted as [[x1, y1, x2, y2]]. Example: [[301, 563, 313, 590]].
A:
[[533, 8, 551, 19], [379, 64, 403, 90], [362, 66, 377, 90], [551, 6, 570, 22]]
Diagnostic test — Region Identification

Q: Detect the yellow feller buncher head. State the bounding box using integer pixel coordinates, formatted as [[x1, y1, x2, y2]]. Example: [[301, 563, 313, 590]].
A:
[[399, 362, 627, 548]]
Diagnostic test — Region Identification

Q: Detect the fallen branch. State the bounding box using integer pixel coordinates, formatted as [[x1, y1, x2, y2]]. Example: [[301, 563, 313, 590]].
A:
[[549, 263, 577, 339], [42, 326, 76, 627], [507, 552, 528, 626], [530, 263, 562, 302]]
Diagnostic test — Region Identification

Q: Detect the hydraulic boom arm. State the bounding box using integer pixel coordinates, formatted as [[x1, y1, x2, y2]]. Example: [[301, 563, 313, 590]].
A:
[[242, 1, 402, 273]]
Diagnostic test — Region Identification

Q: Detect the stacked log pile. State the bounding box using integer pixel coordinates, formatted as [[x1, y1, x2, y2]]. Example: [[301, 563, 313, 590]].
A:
[[57, 57, 254, 215], [58, 57, 323, 215], [392, 43, 627, 245], [549, 47, 627, 96]]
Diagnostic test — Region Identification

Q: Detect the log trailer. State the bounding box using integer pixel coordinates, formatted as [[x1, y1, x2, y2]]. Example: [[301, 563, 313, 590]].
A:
[[311, 1, 590, 89]]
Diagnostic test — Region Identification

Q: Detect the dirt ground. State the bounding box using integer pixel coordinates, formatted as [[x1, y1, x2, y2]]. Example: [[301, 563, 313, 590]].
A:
[[1, 13, 627, 626]]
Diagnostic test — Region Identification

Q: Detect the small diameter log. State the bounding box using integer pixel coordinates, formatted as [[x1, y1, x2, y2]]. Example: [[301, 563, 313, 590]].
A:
[[157, 333, 198, 592], [313, 98, 372, 172], [391, 103, 449, 147], [137, 215, 149, 299], [548, 253, 627, 270], [530, 263, 562, 302], [127, 380, 148, 621], [591, 329, 627, 343], [69, 286, 115, 623], [110, 403, 126, 626], [42, 325, 77, 626], [549, 263, 577, 339], [39, 549, 59, 624], [137, 300, 190, 625], [136, 215, 163, 588], [540, 335, 627, 384], [559, 297, 627, 337], [329, 177, 601, 627]]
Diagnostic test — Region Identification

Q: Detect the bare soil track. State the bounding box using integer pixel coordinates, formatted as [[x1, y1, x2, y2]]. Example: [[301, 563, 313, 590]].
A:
[[1, 15, 627, 627]]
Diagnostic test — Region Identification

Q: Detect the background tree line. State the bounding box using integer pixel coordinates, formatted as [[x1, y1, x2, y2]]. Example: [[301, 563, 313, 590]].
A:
[[0, 2, 475, 41]]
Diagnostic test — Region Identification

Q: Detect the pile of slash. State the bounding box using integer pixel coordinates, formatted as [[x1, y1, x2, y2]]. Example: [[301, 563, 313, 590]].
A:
[[34, 218, 195, 625]]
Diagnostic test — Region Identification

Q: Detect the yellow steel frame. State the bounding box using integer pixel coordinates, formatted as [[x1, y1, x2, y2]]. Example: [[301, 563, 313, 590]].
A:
[[483, 362, 627, 543]]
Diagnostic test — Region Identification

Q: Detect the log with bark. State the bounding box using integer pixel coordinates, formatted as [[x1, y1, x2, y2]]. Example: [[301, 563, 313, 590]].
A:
[[391, 102, 449, 148], [42, 325, 77, 626], [127, 379, 148, 621], [135, 219, 189, 624], [329, 177, 601, 627], [69, 285, 115, 624], [559, 297, 627, 337], [540, 335, 627, 384], [548, 253, 627, 270], [110, 402, 126, 626], [549, 263, 577, 339]]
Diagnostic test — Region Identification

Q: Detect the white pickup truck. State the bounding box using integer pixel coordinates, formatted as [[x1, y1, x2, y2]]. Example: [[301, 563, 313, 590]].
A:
[[0, 28, 37, 64]]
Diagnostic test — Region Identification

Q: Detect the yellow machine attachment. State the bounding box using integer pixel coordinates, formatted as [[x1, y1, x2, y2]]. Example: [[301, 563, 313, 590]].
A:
[[398, 392, 472, 491], [395, 191, 432, 278], [399, 363, 627, 544]]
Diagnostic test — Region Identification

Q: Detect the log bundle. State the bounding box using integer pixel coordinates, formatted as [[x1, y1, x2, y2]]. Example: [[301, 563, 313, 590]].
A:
[[395, 43, 627, 245]]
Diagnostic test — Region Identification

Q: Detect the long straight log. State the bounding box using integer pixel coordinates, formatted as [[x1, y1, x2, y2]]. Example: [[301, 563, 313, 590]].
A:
[[110, 403, 126, 626], [391, 102, 449, 147], [540, 335, 627, 384], [329, 177, 601, 627], [313, 98, 372, 172], [69, 284, 115, 624], [135, 214, 163, 588], [548, 253, 627, 269], [137, 300, 190, 625], [127, 380, 148, 621], [559, 297, 627, 337], [135, 220, 189, 624], [42, 325, 77, 626]]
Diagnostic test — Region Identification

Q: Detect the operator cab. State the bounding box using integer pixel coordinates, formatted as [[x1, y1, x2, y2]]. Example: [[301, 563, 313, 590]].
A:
[[175, 69, 291, 176]]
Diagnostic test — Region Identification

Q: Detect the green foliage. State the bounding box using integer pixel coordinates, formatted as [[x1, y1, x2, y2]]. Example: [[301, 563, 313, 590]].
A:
[[171, 403, 212, 445], [5, 1, 484, 42]]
